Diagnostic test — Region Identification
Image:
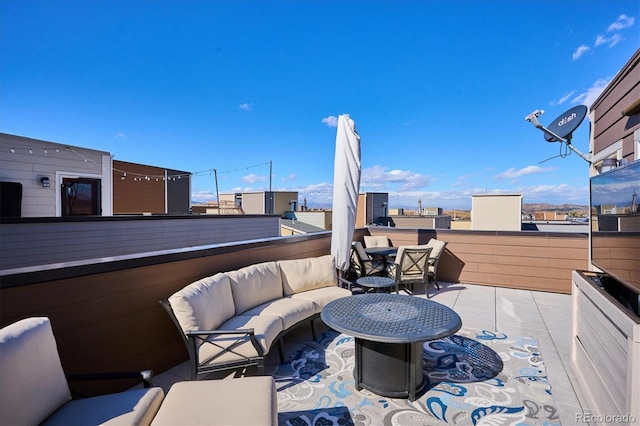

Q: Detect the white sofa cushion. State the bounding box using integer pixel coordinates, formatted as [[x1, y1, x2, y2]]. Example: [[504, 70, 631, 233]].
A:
[[242, 297, 317, 329], [151, 377, 277, 426], [42, 388, 164, 426], [227, 262, 283, 315], [199, 315, 283, 362], [279, 255, 337, 296], [168, 273, 235, 332], [291, 286, 353, 312], [0, 317, 71, 426]]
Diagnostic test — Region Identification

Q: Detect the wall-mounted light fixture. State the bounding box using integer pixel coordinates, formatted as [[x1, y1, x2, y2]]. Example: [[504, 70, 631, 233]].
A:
[[39, 176, 50, 188]]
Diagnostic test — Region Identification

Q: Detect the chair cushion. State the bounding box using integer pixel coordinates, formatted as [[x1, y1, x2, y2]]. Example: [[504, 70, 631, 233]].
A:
[[279, 255, 337, 296], [0, 317, 71, 425], [168, 273, 235, 332], [242, 297, 317, 329], [227, 262, 283, 315], [364, 235, 389, 248], [42, 388, 164, 426], [151, 377, 277, 425]]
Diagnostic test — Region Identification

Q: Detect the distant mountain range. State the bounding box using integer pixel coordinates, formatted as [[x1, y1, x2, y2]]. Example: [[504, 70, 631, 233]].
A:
[[521, 203, 588, 213]]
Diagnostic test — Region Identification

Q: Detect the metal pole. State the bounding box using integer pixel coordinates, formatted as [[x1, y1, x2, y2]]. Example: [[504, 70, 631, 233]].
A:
[[214, 169, 220, 215], [269, 160, 273, 214]]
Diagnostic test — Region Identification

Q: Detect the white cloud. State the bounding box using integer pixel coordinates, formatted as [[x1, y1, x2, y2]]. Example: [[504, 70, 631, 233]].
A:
[[241, 173, 267, 183], [574, 14, 634, 61], [552, 91, 576, 106], [114, 132, 128, 141], [239, 102, 253, 111], [607, 14, 635, 32], [190, 189, 217, 203], [361, 165, 434, 192], [321, 115, 338, 127], [595, 33, 622, 48], [495, 165, 556, 179], [572, 45, 589, 61], [281, 173, 298, 183], [572, 78, 611, 106]]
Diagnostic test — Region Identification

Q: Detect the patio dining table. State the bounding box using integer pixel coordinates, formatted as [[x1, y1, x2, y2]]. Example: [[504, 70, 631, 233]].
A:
[[364, 246, 397, 271]]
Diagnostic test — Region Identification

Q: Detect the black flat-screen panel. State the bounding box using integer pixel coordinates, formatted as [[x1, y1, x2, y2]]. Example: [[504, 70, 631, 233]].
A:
[[0, 181, 23, 217], [590, 160, 640, 293]]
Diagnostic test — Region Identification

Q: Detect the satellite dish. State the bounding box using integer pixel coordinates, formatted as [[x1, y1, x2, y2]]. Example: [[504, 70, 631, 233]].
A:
[[544, 105, 588, 142]]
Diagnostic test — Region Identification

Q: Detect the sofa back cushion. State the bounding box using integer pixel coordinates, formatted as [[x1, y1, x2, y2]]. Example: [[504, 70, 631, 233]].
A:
[[227, 262, 283, 315], [0, 317, 71, 425], [279, 255, 337, 296], [168, 273, 235, 332]]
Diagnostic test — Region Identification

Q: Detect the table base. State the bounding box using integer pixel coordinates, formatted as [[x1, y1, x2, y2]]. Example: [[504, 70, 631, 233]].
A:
[[354, 338, 425, 401]]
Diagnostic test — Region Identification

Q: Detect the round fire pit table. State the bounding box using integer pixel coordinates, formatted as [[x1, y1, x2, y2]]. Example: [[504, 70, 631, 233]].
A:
[[321, 293, 462, 401]]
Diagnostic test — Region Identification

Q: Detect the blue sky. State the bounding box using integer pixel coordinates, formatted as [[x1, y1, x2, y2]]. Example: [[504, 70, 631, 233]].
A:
[[1, 1, 638, 209]]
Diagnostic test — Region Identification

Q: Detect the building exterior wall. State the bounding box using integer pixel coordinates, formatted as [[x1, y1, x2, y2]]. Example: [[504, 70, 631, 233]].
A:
[[424, 207, 443, 215], [356, 193, 366, 228], [219, 191, 298, 216], [471, 194, 522, 231], [113, 161, 166, 214], [295, 211, 332, 230], [166, 169, 191, 214], [240, 192, 265, 214], [390, 215, 451, 229], [590, 48, 640, 172], [112, 161, 191, 215], [364, 192, 389, 225], [273, 192, 298, 216], [0, 133, 112, 217]]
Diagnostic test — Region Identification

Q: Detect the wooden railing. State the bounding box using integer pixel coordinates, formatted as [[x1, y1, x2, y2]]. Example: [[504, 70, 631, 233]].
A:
[[0, 226, 587, 395]]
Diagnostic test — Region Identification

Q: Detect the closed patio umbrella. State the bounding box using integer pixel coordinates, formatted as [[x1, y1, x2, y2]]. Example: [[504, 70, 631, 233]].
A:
[[330, 114, 361, 274]]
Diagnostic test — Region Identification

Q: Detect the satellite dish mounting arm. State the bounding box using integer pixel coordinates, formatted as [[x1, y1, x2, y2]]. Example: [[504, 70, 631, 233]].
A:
[[525, 109, 592, 164]]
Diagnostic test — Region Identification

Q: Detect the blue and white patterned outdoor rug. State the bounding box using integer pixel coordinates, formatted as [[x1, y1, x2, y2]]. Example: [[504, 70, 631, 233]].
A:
[[273, 329, 560, 425]]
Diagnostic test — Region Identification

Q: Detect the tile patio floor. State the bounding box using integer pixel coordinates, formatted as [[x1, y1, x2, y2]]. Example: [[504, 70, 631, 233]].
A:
[[152, 282, 590, 425]]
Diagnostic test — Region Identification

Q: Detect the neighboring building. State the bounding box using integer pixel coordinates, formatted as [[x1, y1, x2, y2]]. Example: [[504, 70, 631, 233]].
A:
[[534, 211, 567, 221], [471, 193, 523, 231], [112, 160, 191, 215], [219, 191, 298, 216], [294, 210, 332, 230], [389, 215, 451, 229], [0, 133, 113, 217], [0, 133, 192, 218], [423, 207, 443, 216], [191, 200, 244, 215], [280, 218, 326, 236], [356, 192, 389, 227]]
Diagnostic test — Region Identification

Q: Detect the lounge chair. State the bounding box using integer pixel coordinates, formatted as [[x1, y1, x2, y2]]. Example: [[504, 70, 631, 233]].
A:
[[0, 317, 164, 425]]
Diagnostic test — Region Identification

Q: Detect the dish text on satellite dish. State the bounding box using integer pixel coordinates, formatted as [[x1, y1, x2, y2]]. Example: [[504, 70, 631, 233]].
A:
[[544, 105, 588, 142]]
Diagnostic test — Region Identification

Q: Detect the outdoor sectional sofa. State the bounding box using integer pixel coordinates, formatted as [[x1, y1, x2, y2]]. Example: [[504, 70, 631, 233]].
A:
[[161, 254, 353, 380]]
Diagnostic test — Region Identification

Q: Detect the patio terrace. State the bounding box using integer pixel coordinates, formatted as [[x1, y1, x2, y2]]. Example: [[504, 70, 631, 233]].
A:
[[0, 223, 591, 424], [150, 281, 587, 425]]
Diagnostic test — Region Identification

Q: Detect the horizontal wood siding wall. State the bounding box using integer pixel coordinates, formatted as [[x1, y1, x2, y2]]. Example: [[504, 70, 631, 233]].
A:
[[0, 233, 332, 395], [112, 162, 166, 214], [592, 49, 640, 160], [367, 227, 588, 293], [0, 216, 280, 270]]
